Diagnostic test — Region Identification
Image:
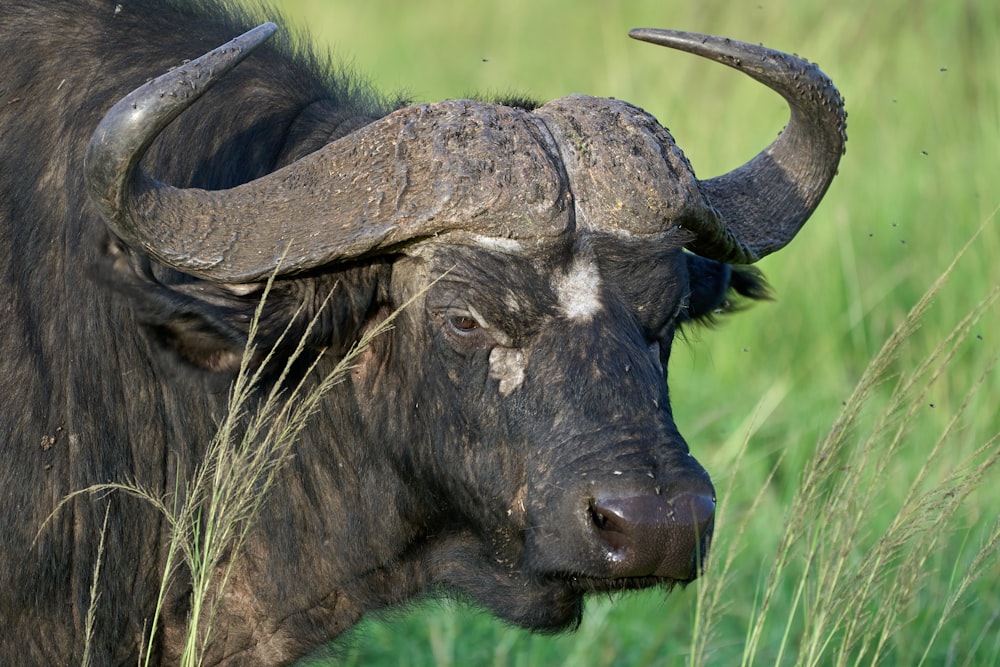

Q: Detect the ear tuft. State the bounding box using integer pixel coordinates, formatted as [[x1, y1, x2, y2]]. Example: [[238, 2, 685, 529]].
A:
[[684, 253, 770, 326], [727, 265, 772, 304]]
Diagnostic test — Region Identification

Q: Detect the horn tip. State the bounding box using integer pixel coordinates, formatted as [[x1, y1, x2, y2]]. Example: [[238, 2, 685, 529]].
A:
[[628, 28, 699, 47]]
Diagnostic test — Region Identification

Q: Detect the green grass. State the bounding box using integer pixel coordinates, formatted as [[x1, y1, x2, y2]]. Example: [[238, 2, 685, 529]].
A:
[[252, 0, 996, 664]]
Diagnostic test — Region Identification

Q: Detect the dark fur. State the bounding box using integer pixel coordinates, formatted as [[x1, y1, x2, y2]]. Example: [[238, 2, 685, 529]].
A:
[[0, 1, 766, 665]]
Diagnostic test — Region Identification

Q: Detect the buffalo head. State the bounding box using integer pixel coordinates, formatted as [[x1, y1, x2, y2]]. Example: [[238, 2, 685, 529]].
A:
[[83, 24, 845, 633]]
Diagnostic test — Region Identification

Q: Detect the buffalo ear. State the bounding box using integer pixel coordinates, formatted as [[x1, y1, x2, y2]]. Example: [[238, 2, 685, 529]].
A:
[[103, 251, 386, 373], [684, 252, 771, 324], [136, 284, 266, 372], [97, 251, 275, 371], [97, 245, 358, 373]]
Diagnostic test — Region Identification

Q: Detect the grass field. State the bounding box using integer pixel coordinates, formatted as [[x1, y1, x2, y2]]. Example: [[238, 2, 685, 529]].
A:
[[241, 1, 1000, 664]]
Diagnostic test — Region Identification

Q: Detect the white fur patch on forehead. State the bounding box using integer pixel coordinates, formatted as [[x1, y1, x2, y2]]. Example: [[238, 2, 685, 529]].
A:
[[553, 255, 602, 321]]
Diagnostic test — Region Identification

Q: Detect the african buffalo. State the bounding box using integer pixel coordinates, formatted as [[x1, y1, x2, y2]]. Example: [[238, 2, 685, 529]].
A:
[[0, 1, 845, 664]]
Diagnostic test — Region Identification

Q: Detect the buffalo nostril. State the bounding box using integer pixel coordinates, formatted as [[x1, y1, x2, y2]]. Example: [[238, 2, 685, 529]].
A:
[[589, 492, 715, 580]]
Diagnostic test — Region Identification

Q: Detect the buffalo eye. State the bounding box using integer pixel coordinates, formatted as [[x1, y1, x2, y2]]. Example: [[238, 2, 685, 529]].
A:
[[435, 309, 497, 349], [448, 315, 480, 334]]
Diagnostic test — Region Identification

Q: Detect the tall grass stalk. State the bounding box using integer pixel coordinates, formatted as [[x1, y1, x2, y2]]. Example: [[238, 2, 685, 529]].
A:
[[917, 513, 1000, 667], [688, 234, 1000, 667], [689, 428, 786, 667], [79, 503, 111, 667], [54, 269, 426, 666], [142, 279, 404, 665]]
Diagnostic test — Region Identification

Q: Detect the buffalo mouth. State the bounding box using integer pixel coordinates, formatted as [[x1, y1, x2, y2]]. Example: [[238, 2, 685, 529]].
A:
[[422, 479, 714, 630], [524, 516, 712, 620], [549, 573, 677, 595], [503, 560, 700, 633], [539, 531, 710, 596], [419, 519, 709, 633]]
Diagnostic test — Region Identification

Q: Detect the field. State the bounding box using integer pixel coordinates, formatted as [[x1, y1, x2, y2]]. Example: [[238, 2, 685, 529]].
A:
[[247, 1, 999, 664]]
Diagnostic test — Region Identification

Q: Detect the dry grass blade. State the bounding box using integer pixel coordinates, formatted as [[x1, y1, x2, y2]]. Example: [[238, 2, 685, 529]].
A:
[[689, 391, 788, 667], [64, 265, 433, 667], [730, 230, 999, 667], [80, 502, 111, 667], [169, 275, 419, 665], [915, 446, 1000, 667]]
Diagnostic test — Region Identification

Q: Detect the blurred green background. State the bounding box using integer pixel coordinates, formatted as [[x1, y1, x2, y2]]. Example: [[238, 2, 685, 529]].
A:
[[244, 1, 998, 664]]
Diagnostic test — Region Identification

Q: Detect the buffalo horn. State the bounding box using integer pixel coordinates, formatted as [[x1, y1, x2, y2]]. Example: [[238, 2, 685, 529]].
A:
[[628, 29, 847, 263], [85, 25, 570, 283], [85, 23, 278, 278]]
